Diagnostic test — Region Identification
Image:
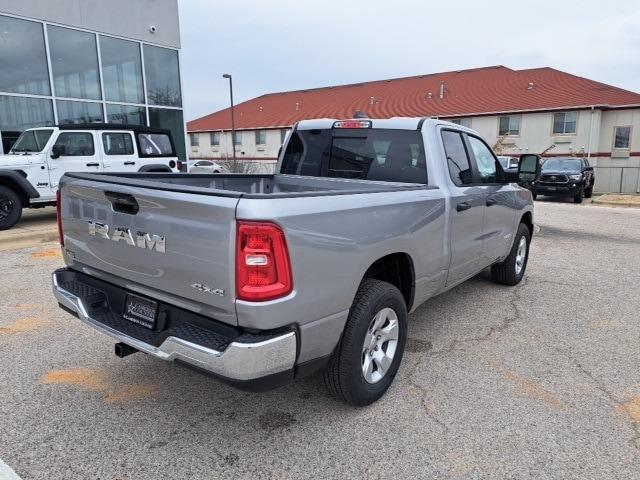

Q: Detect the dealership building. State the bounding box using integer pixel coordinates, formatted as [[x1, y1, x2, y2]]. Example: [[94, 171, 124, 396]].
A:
[[0, 0, 186, 160], [188, 66, 640, 193]]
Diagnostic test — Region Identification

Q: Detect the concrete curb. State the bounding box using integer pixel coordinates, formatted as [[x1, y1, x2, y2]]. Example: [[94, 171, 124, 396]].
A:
[[0, 228, 59, 251], [592, 196, 640, 208]]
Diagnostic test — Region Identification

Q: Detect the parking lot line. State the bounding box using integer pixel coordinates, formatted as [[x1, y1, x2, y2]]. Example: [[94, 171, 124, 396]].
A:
[[0, 459, 22, 480]]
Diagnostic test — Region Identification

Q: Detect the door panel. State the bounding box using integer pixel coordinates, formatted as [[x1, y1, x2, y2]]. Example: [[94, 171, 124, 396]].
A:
[[479, 185, 517, 265], [48, 131, 99, 189], [100, 131, 138, 172]]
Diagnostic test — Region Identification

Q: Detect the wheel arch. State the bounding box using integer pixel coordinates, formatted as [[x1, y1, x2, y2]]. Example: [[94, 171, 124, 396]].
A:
[[520, 210, 533, 240], [0, 170, 40, 203], [361, 252, 415, 311]]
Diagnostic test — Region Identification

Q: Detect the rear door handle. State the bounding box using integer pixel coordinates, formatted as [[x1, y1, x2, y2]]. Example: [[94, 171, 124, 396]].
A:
[[86, 162, 99, 167], [124, 161, 135, 166], [486, 197, 497, 206], [456, 201, 472, 212]]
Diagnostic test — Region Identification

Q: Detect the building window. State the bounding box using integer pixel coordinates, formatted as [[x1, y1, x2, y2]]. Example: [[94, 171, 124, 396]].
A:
[[144, 45, 182, 107], [148, 107, 185, 161], [0, 96, 54, 131], [255, 130, 266, 145], [100, 35, 144, 104], [498, 115, 520, 136], [210, 132, 220, 146], [0, 15, 50, 95], [451, 118, 472, 128], [553, 111, 577, 134], [190, 133, 199, 147], [280, 129, 290, 144], [106, 104, 146, 125], [234, 131, 242, 146], [48, 25, 102, 100], [56, 100, 103, 124], [614, 126, 631, 149]]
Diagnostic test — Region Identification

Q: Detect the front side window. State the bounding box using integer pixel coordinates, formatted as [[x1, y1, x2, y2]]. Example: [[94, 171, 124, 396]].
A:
[[10, 129, 53, 153], [54, 132, 95, 156], [210, 132, 220, 146], [195, 161, 212, 167], [441, 130, 472, 186], [553, 112, 577, 134], [190, 134, 199, 147], [234, 131, 242, 145], [282, 128, 427, 183], [255, 130, 267, 145], [499, 115, 520, 136], [614, 126, 631, 149], [468, 136, 498, 184], [48, 25, 101, 100], [144, 45, 181, 107], [100, 35, 144, 104], [102, 132, 134, 155], [0, 15, 50, 95]]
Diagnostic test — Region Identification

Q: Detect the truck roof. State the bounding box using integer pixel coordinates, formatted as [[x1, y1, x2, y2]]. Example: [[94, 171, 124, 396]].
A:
[[295, 117, 473, 132]]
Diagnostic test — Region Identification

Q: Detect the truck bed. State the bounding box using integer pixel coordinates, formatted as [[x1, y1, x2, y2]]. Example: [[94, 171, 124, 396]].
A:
[[63, 172, 430, 198]]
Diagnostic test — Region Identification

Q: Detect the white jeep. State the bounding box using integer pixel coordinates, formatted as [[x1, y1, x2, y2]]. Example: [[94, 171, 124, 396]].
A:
[[0, 124, 180, 230]]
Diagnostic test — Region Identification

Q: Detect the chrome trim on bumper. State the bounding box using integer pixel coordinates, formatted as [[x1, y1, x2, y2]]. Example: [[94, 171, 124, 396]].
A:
[[52, 273, 296, 381]]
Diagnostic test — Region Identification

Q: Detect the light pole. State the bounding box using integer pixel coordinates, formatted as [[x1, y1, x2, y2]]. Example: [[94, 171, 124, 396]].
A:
[[222, 73, 236, 161]]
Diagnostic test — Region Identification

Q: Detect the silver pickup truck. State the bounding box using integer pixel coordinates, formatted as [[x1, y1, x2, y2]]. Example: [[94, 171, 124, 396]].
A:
[[52, 117, 539, 406]]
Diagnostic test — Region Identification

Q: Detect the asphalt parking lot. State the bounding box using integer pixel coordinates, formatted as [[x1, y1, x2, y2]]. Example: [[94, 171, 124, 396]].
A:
[[1, 200, 639, 480]]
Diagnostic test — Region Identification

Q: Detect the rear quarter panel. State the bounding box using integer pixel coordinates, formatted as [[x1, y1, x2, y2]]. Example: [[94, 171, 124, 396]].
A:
[[236, 188, 447, 362]]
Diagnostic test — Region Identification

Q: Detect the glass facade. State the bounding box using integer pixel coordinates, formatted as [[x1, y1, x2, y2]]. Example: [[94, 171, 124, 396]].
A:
[[0, 14, 185, 157]]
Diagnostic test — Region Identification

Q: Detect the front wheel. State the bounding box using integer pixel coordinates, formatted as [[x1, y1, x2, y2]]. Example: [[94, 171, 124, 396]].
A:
[[491, 223, 531, 286], [574, 187, 584, 204], [584, 184, 593, 198], [324, 279, 407, 406], [0, 186, 22, 231]]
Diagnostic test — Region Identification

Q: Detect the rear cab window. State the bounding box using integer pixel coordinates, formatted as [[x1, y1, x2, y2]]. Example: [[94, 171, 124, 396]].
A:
[[281, 128, 427, 183]]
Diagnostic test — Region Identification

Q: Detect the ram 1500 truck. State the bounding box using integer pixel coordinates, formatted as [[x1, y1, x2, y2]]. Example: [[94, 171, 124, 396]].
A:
[[0, 124, 179, 230], [52, 117, 540, 406]]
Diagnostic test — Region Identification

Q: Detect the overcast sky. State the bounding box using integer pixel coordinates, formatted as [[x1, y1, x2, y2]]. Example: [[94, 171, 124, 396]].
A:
[[179, 0, 640, 121]]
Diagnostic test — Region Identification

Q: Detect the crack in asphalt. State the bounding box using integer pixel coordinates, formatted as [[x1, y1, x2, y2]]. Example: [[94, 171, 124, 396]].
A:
[[428, 277, 528, 356]]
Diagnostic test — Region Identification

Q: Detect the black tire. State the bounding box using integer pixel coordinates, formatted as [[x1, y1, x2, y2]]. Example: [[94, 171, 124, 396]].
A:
[[0, 186, 22, 231], [573, 187, 584, 204], [324, 279, 408, 406], [491, 223, 530, 286], [584, 184, 593, 199], [532, 193, 538, 200]]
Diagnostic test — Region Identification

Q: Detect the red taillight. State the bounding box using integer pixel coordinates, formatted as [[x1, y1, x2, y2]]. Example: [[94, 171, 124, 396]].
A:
[[56, 189, 64, 246], [236, 221, 292, 301]]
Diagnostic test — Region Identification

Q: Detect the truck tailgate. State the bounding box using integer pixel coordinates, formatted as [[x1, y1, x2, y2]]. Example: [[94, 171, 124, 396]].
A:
[[60, 178, 239, 326]]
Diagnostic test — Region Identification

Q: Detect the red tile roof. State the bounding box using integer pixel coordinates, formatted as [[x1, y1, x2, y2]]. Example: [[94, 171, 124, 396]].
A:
[[187, 66, 640, 132]]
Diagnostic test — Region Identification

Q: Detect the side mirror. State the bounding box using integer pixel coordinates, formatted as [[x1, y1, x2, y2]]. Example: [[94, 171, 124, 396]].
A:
[[517, 154, 541, 186], [51, 145, 65, 159]]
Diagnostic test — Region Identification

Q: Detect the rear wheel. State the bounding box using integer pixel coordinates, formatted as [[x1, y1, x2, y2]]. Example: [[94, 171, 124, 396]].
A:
[[574, 187, 584, 204], [491, 223, 530, 286], [0, 186, 22, 230], [324, 279, 407, 406]]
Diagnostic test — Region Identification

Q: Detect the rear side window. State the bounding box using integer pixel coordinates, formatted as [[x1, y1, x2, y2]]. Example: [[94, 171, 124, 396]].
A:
[[102, 132, 134, 155], [137, 132, 174, 156], [441, 130, 472, 186], [54, 132, 94, 156], [281, 128, 427, 183]]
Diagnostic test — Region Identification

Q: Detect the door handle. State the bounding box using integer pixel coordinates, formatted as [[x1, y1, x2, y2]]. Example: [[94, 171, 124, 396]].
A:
[[486, 197, 497, 206], [124, 161, 135, 166], [86, 162, 99, 167], [456, 201, 472, 212]]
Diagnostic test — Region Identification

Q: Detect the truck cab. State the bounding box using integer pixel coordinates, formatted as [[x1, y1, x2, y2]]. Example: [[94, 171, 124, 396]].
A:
[[0, 123, 179, 230]]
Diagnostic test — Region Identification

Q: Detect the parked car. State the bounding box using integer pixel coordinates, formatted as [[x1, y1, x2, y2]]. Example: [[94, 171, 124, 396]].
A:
[[497, 155, 519, 174], [189, 160, 226, 173], [532, 157, 595, 203], [0, 124, 179, 230], [52, 118, 539, 406]]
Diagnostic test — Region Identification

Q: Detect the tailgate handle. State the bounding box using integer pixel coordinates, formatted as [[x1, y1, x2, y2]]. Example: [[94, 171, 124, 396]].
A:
[[105, 191, 139, 215]]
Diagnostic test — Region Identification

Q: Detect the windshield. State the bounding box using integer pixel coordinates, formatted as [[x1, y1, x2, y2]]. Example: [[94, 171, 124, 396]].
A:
[[542, 158, 582, 172], [10, 129, 54, 153], [281, 128, 427, 183]]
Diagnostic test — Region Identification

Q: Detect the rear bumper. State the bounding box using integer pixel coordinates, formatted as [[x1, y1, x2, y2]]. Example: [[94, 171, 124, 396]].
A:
[[52, 269, 297, 388]]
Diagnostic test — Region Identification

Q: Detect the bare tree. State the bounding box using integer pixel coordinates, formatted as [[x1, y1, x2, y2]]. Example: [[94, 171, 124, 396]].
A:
[[215, 157, 266, 174]]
